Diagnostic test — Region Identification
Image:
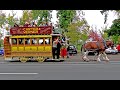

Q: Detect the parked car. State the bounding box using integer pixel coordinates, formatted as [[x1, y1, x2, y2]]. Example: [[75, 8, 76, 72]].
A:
[[0, 48, 4, 55], [67, 45, 77, 55], [105, 47, 118, 54]]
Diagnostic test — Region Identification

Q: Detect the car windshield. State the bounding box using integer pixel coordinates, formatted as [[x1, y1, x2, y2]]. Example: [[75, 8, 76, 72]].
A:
[[69, 46, 75, 49]]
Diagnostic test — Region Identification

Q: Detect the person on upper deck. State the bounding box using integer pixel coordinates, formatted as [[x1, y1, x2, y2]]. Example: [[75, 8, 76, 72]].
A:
[[32, 22, 37, 27], [24, 22, 31, 27], [14, 23, 19, 27]]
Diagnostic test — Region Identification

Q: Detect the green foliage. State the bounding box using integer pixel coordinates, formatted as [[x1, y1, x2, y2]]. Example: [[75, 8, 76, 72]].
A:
[[110, 35, 119, 44], [30, 10, 52, 26], [80, 33, 88, 42], [117, 36, 120, 44], [19, 10, 32, 25], [102, 32, 109, 40], [104, 18, 120, 44], [0, 11, 6, 28], [57, 10, 76, 30], [0, 10, 19, 31], [19, 10, 53, 26], [6, 14, 16, 27], [66, 21, 85, 45], [0, 39, 3, 48], [5, 11, 19, 31], [57, 10, 90, 45], [106, 18, 120, 36]]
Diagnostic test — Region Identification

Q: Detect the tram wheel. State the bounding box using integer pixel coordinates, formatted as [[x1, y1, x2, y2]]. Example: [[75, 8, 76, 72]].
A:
[[36, 57, 44, 62], [20, 57, 28, 63]]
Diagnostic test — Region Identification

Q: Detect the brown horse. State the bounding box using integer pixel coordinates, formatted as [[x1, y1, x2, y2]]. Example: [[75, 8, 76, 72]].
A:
[[81, 40, 114, 62]]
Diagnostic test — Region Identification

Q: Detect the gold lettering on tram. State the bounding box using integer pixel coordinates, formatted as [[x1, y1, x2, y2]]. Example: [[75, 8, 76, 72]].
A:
[[23, 28, 39, 34]]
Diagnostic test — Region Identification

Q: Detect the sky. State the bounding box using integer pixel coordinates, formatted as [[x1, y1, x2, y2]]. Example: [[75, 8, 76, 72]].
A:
[[83, 10, 117, 30], [2, 10, 118, 31]]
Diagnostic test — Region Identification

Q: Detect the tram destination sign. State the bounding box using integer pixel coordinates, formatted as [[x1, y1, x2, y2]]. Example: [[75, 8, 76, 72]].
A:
[[10, 26, 52, 35]]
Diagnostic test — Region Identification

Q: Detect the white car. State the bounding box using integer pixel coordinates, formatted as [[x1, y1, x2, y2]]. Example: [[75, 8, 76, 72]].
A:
[[105, 47, 118, 54]]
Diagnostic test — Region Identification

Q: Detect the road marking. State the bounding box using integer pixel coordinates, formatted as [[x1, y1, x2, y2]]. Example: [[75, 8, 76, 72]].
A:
[[0, 62, 7, 63], [0, 73, 38, 75]]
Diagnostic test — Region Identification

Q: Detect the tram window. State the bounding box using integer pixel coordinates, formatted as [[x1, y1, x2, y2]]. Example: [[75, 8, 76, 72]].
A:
[[38, 38, 44, 44], [18, 38, 24, 45], [12, 38, 17, 45], [25, 38, 30, 45], [45, 38, 50, 44], [32, 38, 37, 45]]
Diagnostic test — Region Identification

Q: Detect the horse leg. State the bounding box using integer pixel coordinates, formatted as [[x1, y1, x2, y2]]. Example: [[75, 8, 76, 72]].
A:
[[101, 53, 106, 60], [96, 53, 102, 62], [102, 52, 109, 62], [82, 51, 89, 61], [82, 51, 87, 61]]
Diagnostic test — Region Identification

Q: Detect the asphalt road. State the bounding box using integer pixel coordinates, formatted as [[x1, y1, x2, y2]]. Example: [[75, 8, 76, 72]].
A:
[[0, 53, 119, 80], [1, 62, 120, 80]]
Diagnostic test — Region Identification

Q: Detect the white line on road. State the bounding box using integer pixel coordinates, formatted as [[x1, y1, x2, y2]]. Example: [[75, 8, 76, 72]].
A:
[[0, 73, 38, 75]]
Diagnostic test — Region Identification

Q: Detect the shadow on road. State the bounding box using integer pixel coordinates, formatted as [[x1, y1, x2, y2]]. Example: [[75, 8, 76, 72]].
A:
[[9, 59, 65, 63]]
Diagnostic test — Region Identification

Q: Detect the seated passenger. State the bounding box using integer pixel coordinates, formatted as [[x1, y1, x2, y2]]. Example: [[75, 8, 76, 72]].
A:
[[14, 23, 19, 27], [24, 22, 31, 27], [32, 22, 37, 27], [32, 38, 37, 44], [39, 39, 43, 44]]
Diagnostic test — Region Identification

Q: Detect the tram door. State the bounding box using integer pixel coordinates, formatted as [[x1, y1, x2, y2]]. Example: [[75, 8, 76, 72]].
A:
[[4, 36, 11, 56]]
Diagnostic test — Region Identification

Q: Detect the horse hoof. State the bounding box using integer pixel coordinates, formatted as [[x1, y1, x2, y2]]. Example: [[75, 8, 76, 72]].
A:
[[82, 57, 86, 60], [97, 60, 101, 62]]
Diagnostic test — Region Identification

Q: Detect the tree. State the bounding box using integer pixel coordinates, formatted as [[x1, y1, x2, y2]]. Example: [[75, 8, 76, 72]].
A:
[[3, 10, 19, 32], [6, 11, 18, 27], [66, 22, 80, 44], [0, 11, 6, 28], [62, 10, 91, 45], [19, 10, 32, 25], [0, 39, 3, 48], [118, 36, 120, 44], [66, 20, 88, 45], [30, 10, 52, 26], [57, 10, 76, 31], [106, 18, 120, 36], [19, 10, 53, 26], [102, 32, 109, 40], [110, 35, 119, 44], [100, 25, 109, 40]]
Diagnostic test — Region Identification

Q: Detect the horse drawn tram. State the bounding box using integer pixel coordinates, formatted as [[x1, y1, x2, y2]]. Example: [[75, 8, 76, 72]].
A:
[[4, 26, 61, 63]]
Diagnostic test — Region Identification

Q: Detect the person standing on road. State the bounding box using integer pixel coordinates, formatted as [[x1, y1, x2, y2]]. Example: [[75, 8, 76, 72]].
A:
[[61, 43, 67, 59], [56, 39, 62, 59], [52, 37, 58, 59]]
